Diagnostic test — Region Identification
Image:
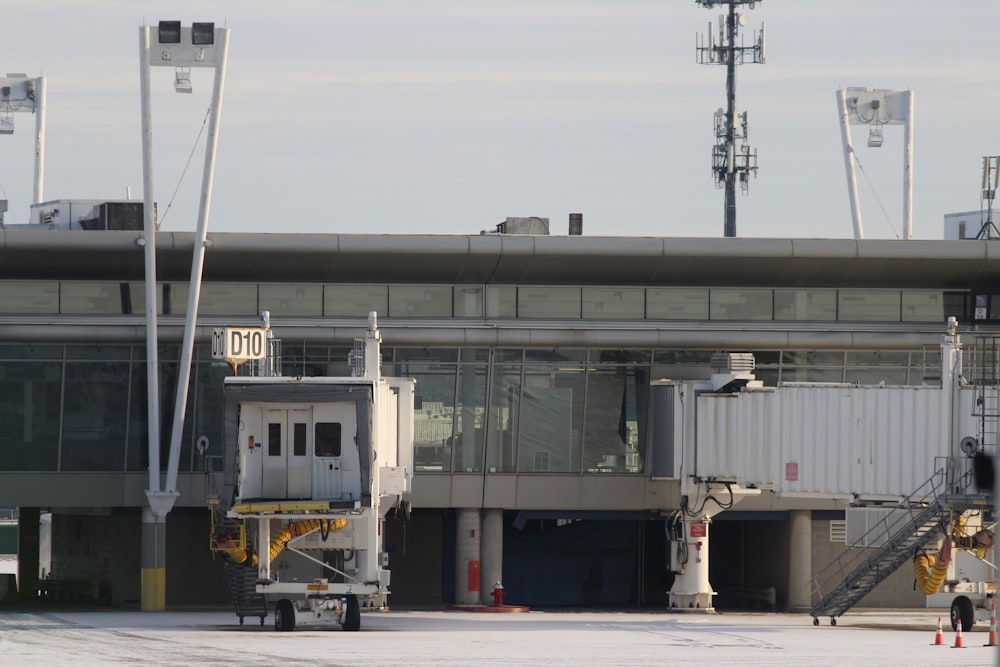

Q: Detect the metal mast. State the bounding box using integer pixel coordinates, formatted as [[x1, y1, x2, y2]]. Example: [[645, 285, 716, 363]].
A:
[[695, 1, 765, 238]]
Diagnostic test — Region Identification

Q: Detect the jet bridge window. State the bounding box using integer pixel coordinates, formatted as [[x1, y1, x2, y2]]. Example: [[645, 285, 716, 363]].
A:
[[315, 422, 342, 458], [268, 423, 281, 456], [293, 422, 307, 456]]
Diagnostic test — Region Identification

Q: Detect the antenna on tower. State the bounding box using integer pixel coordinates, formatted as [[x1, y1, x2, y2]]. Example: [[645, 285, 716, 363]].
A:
[[977, 156, 1000, 240], [695, 0, 765, 238]]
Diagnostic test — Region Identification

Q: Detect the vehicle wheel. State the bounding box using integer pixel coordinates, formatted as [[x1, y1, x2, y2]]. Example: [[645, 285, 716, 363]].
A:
[[343, 595, 361, 632], [951, 596, 975, 632], [275, 599, 296, 632], [830, 618, 836, 626], [239, 616, 244, 626], [812, 617, 819, 626]]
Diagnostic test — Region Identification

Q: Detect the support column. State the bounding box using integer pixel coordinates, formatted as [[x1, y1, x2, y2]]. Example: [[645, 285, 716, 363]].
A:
[[16, 507, 40, 601], [140, 507, 166, 611], [787, 510, 812, 612], [455, 508, 481, 605], [479, 509, 503, 605], [668, 514, 715, 612]]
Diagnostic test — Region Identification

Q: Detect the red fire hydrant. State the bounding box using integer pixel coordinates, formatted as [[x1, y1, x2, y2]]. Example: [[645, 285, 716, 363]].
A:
[[489, 581, 505, 607]]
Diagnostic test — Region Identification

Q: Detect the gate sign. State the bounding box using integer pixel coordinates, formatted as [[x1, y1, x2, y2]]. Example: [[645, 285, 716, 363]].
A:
[[212, 327, 266, 363]]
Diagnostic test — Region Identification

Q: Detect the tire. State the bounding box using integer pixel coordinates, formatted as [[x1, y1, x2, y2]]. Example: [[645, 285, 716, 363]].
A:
[[275, 599, 296, 632], [342, 595, 361, 632], [951, 596, 975, 632]]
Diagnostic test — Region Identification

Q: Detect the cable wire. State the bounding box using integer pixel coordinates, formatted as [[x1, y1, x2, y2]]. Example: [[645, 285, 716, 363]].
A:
[[157, 104, 211, 230]]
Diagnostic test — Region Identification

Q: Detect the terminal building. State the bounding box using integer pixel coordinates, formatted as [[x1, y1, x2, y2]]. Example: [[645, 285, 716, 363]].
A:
[[0, 217, 997, 611]]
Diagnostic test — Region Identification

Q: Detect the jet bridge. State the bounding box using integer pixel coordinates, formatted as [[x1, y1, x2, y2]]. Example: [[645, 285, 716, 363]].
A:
[[651, 318, 994, 614], [211, 313, 415, 631]]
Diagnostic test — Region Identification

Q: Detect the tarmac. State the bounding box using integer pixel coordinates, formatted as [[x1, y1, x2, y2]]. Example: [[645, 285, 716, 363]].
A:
[[1, 603, 998, 667]]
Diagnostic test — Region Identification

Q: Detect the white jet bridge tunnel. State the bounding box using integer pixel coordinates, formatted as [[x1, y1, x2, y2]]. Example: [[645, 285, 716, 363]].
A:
[[649, 318, 995, 614]]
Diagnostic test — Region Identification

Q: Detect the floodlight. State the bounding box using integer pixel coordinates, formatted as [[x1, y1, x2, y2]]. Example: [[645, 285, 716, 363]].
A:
[[158, 21, 181, 44], [174, 67, 192, 94], [0, 115, 13, 135], [191, 22, 215, 45]]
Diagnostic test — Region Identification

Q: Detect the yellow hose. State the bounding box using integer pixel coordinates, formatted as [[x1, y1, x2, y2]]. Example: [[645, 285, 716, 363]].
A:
[[913, 552, 949, 595], [222, 518, 348, 568]]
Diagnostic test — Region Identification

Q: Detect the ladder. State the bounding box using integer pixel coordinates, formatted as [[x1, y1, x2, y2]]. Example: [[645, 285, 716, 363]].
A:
[[808, 460, 981, 625]]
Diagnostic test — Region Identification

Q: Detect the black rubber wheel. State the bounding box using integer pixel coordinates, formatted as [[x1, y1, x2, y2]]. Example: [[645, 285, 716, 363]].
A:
[[275, 599, 296, 632], [951, 596, 975, 632], [812, 617, 819, 626], [830, 618, 837, 626], [259, 616, 265, 626], [239, 616, 244, 626], [342, 595, 361, 632]]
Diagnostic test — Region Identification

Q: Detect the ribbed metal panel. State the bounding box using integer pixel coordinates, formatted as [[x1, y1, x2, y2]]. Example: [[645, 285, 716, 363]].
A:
[[693, 384, 982, 498]]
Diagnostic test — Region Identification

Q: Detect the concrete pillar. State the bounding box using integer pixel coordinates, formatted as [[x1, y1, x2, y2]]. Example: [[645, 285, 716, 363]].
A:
[[141, 507, 166, 610], [479, 508, 503, 605], [455, 508, 481, 605], [787, 510, 812, 612], [16, 507, 40, 600]]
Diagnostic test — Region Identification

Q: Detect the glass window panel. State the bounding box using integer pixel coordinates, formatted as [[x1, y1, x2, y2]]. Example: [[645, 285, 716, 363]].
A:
[[517, 287, 580, 319], [454, 287, 484, 318], [774, 290, 837, 321], [838, 290, 901, 322], [494, 349, 523, 363], [845, 351, 909, 366], [755, 368, 779, 386], [193, 361, 228, 467], [127, 362, 147, 471], [485, 364, 520, 473], [582, 287, 644, 319], [525, 349, 588, 364], [0, 345, 63, 360], [454, 363, 488, 473], [646, 288, 708, 320], [0, 361, 62, 471], [461, 348, 490, 362], [61, 361, 129, 471], [66, 345, 130, 360], [128, 283, 182, 316], [60, 282, 130, 315], [901, 291, 945, 322], [779, 367, 845, 383], [259, 284, 322, 317], [388, 285, 452, 318], [0, 281, 59, 314], [293, 423, 307, 456], [323, 285, 389, 317], [268, 423, 281, 456], [395, 348, 458, 363], [395, 362, 457, 472], [844, 367, 908, 385], [653, 350, 714, 365], [590, 350, 652, 365], [518, 365, 585, 472], [487, 286, 517, 318], [315, 423, 342, 457], [582, 365, 648, 474], [781, 351, 845, 366], [710, 289, 773, 320], [198, 283, 259, 316], [751, 351, 781, 365]]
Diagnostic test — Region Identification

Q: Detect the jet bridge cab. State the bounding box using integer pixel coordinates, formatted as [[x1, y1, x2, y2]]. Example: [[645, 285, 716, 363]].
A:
[[220, 313, 415, 632]]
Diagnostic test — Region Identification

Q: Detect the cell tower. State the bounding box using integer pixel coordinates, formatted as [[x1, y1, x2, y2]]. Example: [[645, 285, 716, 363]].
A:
[[978, 156, 1000, 240], [695, 0, 765, 238]]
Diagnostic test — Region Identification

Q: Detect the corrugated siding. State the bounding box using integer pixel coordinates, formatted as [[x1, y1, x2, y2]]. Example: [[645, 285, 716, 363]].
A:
[[694, 385, 980, 497]]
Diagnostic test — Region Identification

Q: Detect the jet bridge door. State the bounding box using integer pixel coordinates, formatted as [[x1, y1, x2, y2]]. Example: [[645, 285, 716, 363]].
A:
[[313, 402, 362, 502], [261, 407, 312, 499]]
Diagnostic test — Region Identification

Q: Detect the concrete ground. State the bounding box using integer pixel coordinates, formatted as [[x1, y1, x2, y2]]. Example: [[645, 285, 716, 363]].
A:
[[0, 605, 997, 666]]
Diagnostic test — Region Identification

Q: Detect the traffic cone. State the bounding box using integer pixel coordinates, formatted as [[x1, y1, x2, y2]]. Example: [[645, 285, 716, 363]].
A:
[[986, 597, 997, 647], [953, 621, 965, 648], [932, 616, 944, 645]]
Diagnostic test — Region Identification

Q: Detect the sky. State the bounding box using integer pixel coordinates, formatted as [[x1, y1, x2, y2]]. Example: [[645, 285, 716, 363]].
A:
[[1, 0, 998, 240]]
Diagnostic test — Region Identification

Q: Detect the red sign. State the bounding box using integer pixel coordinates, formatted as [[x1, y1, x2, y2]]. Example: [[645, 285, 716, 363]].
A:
[[467, 560, 480, 592], [786, 462, 799, 482], [690, 522, 707, 538]]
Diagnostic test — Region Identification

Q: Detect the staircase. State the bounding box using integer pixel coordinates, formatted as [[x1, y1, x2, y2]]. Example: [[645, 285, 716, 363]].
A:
[[808, 459, 981, 625]]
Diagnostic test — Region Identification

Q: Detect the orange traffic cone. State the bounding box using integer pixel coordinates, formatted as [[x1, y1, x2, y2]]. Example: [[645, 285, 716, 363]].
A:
[[953, 621, 966, 648], [986, 597, 997, 647], [932, 616, 944, 645]]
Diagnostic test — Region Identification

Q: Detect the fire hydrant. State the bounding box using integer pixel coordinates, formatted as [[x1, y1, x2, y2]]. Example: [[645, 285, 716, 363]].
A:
[[489, 581, 505, 607]]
